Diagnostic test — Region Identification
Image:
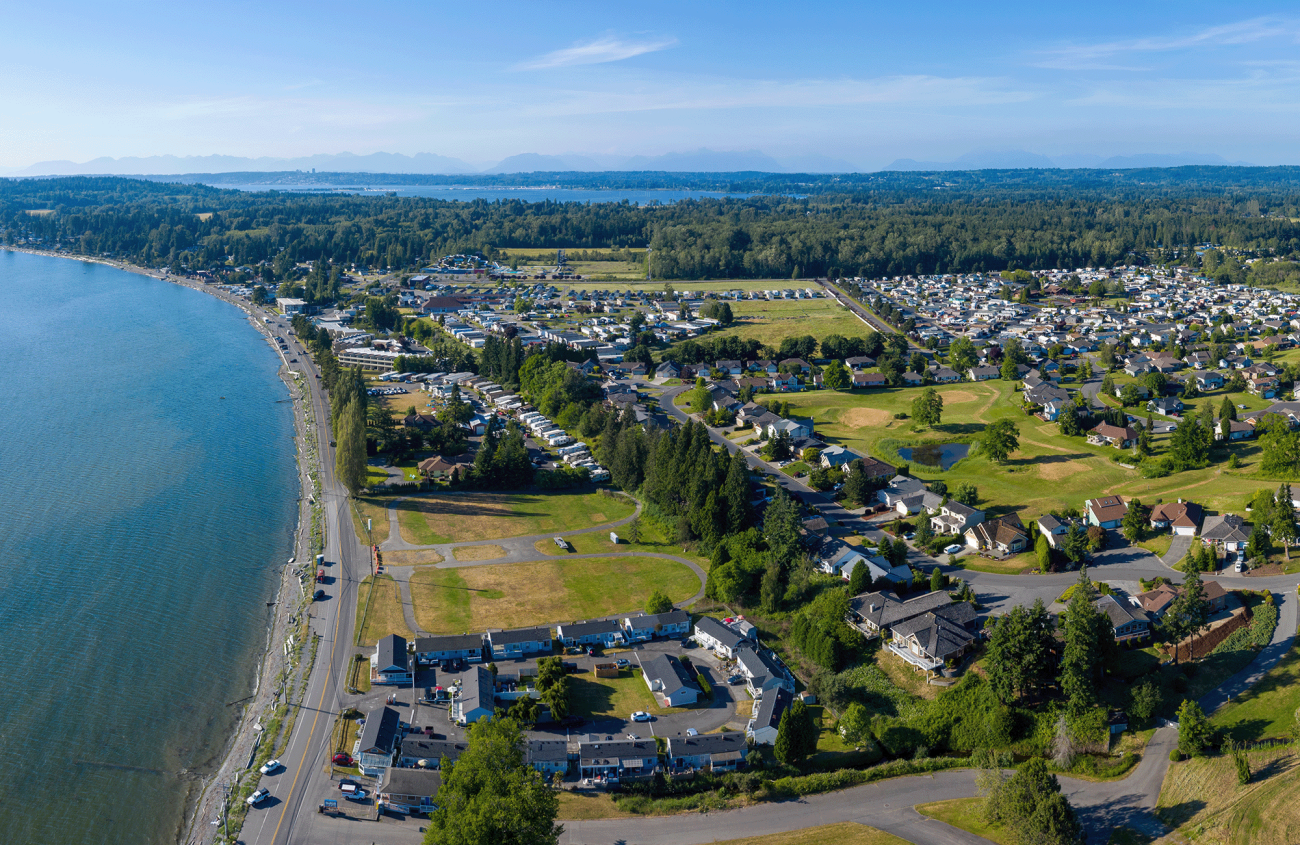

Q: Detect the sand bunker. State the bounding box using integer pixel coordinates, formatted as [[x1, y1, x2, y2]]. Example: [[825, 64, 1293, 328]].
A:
[[842, 407, 893, 428]]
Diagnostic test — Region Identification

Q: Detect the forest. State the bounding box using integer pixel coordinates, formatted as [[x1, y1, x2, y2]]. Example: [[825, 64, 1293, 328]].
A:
[[3, 169, 1300, 281]]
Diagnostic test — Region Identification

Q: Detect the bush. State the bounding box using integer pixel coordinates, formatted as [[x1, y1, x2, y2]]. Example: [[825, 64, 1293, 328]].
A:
[[1170, 748, 1182, 762], [697, 673, 712, 697], [1213, 601, 1279, 654]]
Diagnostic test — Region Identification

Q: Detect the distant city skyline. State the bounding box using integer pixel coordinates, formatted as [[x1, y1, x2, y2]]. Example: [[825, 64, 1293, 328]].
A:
[[3, 1, 1300, 171]]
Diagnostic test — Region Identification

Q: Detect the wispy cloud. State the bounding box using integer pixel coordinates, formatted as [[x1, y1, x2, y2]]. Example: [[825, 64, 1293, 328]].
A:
[[515, 34, 676, 70], [1036, 16, 1300, 70]]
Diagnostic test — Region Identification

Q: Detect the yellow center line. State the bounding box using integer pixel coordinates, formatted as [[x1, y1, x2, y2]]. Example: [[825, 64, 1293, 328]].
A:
[[268, 512, 347, 845]]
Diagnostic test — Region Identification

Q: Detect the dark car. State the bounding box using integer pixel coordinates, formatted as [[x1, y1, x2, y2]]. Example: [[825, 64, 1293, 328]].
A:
[[313, 589, 326, 601]]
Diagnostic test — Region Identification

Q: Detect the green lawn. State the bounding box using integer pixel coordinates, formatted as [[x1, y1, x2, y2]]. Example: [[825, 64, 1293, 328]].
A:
[[408, 556, 700, 634], [915, 798, 1014, 845], [570, 667, 660, 720], [1212, 644, 1300, 741], [673, 297, 866, 349], [760, 380, 1279, 525], [395, 490, 635, 545], [531, 515, 710, 569]]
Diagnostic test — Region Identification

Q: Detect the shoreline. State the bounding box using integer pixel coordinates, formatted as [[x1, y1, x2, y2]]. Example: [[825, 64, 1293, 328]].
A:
[[4, 247, 321, 845]]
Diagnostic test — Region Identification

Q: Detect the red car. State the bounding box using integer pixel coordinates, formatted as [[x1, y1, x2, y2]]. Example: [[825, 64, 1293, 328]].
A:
[[332, 753, 353, 766]]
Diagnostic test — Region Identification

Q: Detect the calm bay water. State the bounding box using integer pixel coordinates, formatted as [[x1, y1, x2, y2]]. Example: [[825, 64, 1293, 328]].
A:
[[0, 251, 298, 843]]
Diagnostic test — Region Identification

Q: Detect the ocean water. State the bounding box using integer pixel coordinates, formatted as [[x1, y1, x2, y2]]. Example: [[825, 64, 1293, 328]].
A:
[[0, 251, 298, 843], [215, 183, 759, 204]]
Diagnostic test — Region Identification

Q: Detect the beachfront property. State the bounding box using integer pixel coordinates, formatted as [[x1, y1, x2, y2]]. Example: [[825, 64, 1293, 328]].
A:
[[452, 666, 496, 725], [414, 634, 486, 664], [371, 634, 413, 685], [357, 706, 402, 776]]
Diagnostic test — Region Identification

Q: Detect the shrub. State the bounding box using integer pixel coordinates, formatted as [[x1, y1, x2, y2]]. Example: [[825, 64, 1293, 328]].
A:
[[697, 673, 712, 697], [1170, 749, 1182, 762]]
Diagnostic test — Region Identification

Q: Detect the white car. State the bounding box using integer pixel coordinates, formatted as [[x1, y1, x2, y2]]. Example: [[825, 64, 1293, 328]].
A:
[[247, 787, 270, 806], [686, 727, 699, 736], [630, 711, 652, 722], [944, 544, 964, 555], [259, 759, 282, 774]]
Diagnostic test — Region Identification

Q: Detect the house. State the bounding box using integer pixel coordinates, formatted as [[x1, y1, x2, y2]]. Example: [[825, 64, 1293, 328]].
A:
[[964, 513, 1029, 554], [693, 616, 752, 658], [1094, 594, 1150, 643], [640, 653, 699, 706], [418, 455, 460, 479], [930, 500, 984, 536], [853, 372, 888, 389], [746, 687, 793, 745], [1149, 500, 1203, 536], [452, 666, 496, 726], [377, 768, 440, 814], [877, 475, 928, 509], [1088, 422, 1139, 449], [769, 374, 802, 392], [666, 732, 747, 772], [844, 356, 877, 370], [403, 413, 441, 431], [414, 634, 485, 664], [850, 456, 898, 480], [932, 367, 961, 384], [1217, 419, 1256, 441], [848, 589, 954, 637], [371, 634, 413, 686], [1148, 397, 1184, 416], [1086, 495, 1128, 529], [779, 358, 811, 373], [487, 626, 553, 659], [357, 706, 402, 775], [1133, 583, 1180, 618], [888, 603, 979, 671], [1037, 515, 1070, 549], [398, 737, 468, 769], [527, 739, 570, 778], [578, 739, 660, 781], [1196, 371, 1225, 391], [1249, 376, 1280, 398], [802, 516, 830, 537], [716, 359, 744, 376], [820, 444, 866, 470], [654, 361, 681, 381], [765, 417, 814, 439], [622, 609, 691, 641], [556, 619, 627, 648], [902, 371, 925, 386], [1202, 513, 1251, 554], [734, 646, 794, 698]]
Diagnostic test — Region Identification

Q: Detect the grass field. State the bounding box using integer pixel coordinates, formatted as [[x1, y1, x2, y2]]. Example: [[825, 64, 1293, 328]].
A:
[[556, 791, 635, 820], [1157, 746, 1300, 843], [701, 823, 912, 845], [569, 667, 660, 720], [1211, 644, 1300, 741], [407, 556, 700, 634], [762, 380, 1279, 523], [381, 548, 443, 566], [395, 491, 635, 545], [530, 516, 710, 569], [355, 574, 413, 647], [350, 495, 391, 546], [914, 798, 1013, 845], [685, 297, 866, 349]]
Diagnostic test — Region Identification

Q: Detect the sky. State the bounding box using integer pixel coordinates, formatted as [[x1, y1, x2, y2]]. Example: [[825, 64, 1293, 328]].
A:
[[3, 0, 1300, 170]]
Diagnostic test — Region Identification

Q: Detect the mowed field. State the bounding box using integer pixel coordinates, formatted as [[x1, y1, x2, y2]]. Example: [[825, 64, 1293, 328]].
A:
[[767, 380, 1279, 521], [407, 556, 700, 634], [1158, 746, 1300, 844], [1211, 644, 1300, 741], [395, 491, 636, 545], [678, 297, 868, 349], [355, 574, 413, 646]]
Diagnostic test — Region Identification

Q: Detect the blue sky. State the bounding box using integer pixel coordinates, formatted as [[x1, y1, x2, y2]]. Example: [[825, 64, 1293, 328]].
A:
[[4, 0, 1300, 169]]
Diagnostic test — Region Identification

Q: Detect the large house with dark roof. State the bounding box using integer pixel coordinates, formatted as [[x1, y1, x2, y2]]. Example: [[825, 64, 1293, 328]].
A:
[[1149, 500, 1203, 536], [371, 634, 413, 685], [666, 732, 747, 772], [578, 739, 659, 781], [452, 666, 496, 726], [848, 590, 955, 638], [358, 706, 402, 776], [888, 603, 979, 671], [640, 653, 699, 707], [1086, 495, 1128, 529], [487, 626, 553, 659], [692, 616, 752, 658], [746, 687, 793, 745], [556, 619, 626, 648], [414, 634, 485, 664]]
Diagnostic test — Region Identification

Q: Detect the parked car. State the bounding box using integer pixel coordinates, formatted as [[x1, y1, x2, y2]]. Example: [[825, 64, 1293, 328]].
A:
[[260, 759, 282, 774], [1235, 561, 1245, 572], [615, 658, 630, 669], [944, 544, 964, 555], [313, 589, 325, 601], [686, 728, 699, 736], [727, 674, 743, 685], [331, 753, 353, 766], [626, 733, 639, 740], [630, 711, 652, 722], [247, 787, 270, 806]]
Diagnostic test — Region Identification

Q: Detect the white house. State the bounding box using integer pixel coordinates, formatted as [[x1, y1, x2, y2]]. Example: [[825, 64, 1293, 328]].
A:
[[640, 653, 699, 707]]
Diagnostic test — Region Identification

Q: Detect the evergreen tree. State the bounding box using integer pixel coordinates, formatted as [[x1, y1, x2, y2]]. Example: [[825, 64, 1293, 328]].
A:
[[983, 757, 1083, 845], [1220, 394, 1237, 421], [334, 396, 368, 496], [985, 598, 1055, 705], [848, 560, 873, 595], [1176, 699, 1214, 758], [1060, 568, 1106, 717]]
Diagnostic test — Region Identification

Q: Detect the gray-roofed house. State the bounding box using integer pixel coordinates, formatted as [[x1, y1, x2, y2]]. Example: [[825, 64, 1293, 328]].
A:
[[556, 619, 627, 648], [929, 500, 984, 536], [487, 627, 553, 659], [578, 739, 660, 781], [1094, 594, 1150, 643], [377, 768, 440, 814], [622, 609, 691, 642], [453, 666, 496, 726], [734, 646, 794, 699], [640, 653, 699, 706], [398, 737, 468, 769], [372, 634, 413, 686], [887, 603, 979, 672], [414, 634, 485, 664], [848, 590, 954, 638], [692, 616, 750, 658], [1036, 514, 1069, 549], [1202, 513, 1251, 553], [527, 739, 570, 777], [666, 732, 747, 772], [746, 687, 793, 745], [357, 706, 402, 776]]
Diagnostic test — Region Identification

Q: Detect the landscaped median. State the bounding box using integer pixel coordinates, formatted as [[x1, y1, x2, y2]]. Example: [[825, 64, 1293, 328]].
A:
[[407, 557, 700, 634]]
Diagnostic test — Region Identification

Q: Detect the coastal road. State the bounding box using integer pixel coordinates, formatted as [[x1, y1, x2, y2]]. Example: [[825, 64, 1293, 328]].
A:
[[234, 309, 372, 845]]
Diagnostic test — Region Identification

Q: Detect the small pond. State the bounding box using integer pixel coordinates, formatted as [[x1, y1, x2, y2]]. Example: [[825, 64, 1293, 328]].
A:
[[897, 442, 970, 470]]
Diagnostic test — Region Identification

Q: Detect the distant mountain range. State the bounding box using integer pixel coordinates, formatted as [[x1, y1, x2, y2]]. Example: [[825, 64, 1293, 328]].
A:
[[1, 148, 1259, 177], [881, 150, 1256, 171]]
